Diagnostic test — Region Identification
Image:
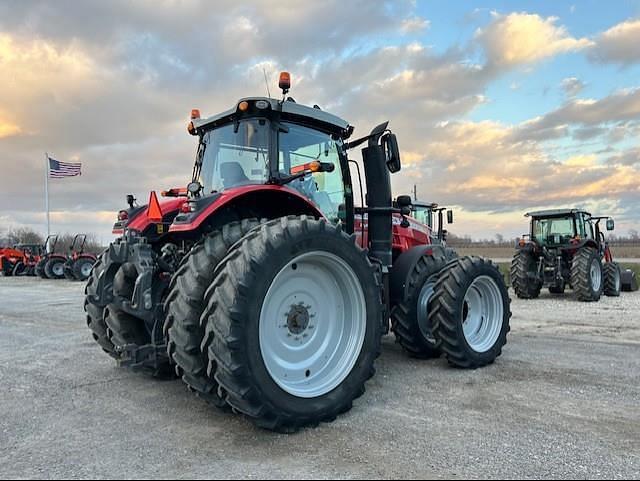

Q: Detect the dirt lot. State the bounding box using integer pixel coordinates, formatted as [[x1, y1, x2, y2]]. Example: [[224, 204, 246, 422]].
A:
[[0, 277, 639, 479]]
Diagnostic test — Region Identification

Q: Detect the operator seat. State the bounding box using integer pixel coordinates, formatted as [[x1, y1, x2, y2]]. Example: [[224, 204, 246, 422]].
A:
[[220, 162, 250, 189]]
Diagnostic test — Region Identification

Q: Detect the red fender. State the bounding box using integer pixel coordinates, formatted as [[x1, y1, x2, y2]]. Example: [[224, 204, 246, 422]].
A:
[[169, 185, 324, 233]]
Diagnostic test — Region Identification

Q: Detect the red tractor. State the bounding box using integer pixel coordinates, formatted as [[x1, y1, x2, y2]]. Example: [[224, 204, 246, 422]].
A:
[[86, 73, 512, 432], [62, 234, 98, 281], [34, 235, 69, 280], [0, 244, 45, 277]]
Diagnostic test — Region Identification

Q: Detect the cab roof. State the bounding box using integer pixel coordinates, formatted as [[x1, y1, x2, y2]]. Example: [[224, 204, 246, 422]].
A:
[[192, 97, 352, 138], [525, 208, 591, 218]]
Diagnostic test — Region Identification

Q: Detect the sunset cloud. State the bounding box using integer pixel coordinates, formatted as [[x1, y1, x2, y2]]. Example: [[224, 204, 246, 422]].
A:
[[590, 18, 640, 65], [477, 13, 593, 67]]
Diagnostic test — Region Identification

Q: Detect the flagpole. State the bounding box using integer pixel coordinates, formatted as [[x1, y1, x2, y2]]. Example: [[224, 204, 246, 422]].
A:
[[45, 152, 50, 238]]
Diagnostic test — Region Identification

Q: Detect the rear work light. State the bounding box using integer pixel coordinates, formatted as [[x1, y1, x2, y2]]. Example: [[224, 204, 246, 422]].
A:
[[180, 201, 198, 214]]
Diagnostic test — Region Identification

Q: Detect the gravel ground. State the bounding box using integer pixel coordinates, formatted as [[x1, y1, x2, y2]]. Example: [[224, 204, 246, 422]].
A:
[[0, 277, 638, 479]]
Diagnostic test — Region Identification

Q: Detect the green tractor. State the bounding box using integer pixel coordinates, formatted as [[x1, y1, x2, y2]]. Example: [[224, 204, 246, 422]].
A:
[[511, 209, 623, 302]]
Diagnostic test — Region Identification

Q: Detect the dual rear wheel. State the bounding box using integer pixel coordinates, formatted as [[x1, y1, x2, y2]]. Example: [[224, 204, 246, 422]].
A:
[[392, 255, 511, 368]]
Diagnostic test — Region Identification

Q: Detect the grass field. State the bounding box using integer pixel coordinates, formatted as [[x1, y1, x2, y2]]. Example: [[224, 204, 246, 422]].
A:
[[456, 245, 640, 260]]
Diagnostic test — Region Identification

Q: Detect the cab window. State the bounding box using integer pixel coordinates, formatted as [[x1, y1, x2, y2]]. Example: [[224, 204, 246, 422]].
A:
[[279, 123, 346, 224]]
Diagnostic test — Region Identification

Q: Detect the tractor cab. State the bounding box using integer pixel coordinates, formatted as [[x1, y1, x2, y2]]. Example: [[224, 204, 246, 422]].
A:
[[189, 98, 352, 226], [409, 201, 454, 244]]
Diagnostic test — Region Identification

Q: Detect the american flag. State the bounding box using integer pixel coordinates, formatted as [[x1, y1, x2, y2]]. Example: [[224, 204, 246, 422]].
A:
[[49, 157, 82, 178]]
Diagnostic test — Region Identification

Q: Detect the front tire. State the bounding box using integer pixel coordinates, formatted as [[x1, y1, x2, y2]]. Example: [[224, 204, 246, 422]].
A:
[[202, 216, 383, 432], [604, 262, 621, 297], [571, 247, 603, 302], [85, 253, 120, 359], [430, 257, 512, 369]]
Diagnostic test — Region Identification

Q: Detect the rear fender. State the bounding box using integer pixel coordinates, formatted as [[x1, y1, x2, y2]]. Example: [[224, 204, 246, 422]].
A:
[[169, 185, 324, 234], [76, 253, 98, 263]]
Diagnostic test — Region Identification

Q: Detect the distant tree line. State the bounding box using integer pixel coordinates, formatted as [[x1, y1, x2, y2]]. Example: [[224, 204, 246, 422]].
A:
[[447, 231, 640, 248], [0, 227, 103, 253]]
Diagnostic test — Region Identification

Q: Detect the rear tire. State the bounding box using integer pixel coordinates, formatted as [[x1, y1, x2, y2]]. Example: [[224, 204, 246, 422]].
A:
[[45, 257, 66, 279], [511, 250, 542, 299], [202, 216, 383, 432], [391, 253, 449, 359], [431, 257, 512, 369], [73, 257, 96, 281], [571, 247, 603, 302], [165, 219, 261, 409], [604, 262, 621, 297]]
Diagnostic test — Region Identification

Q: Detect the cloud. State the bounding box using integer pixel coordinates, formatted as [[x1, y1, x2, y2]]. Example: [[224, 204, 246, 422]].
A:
[[589, 18, 640, 65], [561, 77, 585, 97], [401, 16, 431, 34], [607, 147, 640, 166], [513, 88, 640, 141], [476, 12, 593, 67]]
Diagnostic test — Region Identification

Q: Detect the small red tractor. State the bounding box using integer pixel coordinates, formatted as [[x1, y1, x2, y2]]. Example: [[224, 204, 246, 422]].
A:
[[35, 235, 68, 280], [62, 234, 98, 281], [0, 243, 45, 277], [86, 73, 512, 432], [512, 209, 633, 301]]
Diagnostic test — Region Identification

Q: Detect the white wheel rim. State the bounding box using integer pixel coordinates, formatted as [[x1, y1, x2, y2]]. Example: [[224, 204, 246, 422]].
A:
[[590, 261, 602, 292], [81, 262, 93, 278], [462, 276, 504, 353], [53, 263, 64, 277], [615, 269, 621, 292], [417, 278, 437, 342], [259, 251, 367, 399]]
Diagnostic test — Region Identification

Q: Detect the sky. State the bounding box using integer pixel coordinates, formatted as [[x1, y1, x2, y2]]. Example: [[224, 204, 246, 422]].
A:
[[0, 0, 639, 243]]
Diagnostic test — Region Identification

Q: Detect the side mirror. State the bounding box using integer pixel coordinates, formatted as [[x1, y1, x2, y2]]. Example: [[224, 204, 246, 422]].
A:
[[382, 133, 401, 173], [606, 219, 615, 231], [447, 210, 454, 224]]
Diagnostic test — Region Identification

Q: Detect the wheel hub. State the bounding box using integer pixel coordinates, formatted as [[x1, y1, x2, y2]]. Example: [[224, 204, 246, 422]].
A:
[[285, 303, 313, 335]]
